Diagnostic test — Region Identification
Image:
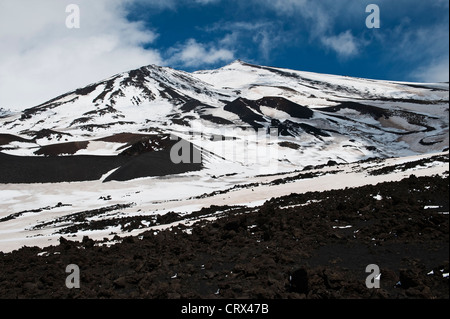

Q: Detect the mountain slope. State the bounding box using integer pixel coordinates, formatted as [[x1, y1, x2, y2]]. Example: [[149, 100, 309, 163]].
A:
[[0, 60, 448, 177], [0, 61, 449, 258]]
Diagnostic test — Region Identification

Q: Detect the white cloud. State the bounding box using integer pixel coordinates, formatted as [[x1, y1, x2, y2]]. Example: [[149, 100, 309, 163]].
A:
[[379, 22, 449, 82], [131, 0, 220, 9], [0, 0, 163, 110], [128, 0, 177, 10], [253, 0, 364, 59], [257, 0, 336, 37], [411, 57, 450, 83], [167, 39, 234, 68], [205, 21, 290, 62], [194, 0, 221, 4], [321, 30, 360, 58], [258, 0, 309, 15]]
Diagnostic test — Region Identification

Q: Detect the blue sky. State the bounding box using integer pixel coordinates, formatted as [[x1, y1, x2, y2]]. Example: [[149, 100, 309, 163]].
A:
[[0, 0, 448, 110], [126, 0, 449, 81]]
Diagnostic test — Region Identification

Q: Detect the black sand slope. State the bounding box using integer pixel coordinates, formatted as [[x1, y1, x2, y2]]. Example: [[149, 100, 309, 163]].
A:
[[0, 152, 129, 183], [0, 133, 31, 146], [0, 141, 202, 184], [103, 149, 202, 182]]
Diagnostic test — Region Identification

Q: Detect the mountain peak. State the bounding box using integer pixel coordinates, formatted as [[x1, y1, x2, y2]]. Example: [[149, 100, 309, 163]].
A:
[[221, 59, 250, 69], [228, 59, 245, 64]]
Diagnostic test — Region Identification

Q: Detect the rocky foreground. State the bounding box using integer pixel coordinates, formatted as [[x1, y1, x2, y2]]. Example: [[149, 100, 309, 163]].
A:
[[0, 174, 448, 299]]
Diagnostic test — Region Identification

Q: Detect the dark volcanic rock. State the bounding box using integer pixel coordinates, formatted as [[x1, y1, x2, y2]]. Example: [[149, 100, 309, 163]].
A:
[[34, 141, 90, 156], [224, 98, 267, 128], [0, 175, 448, 299], [255, 96, 314, 119], [0, 152, 128, 183], [223, 96, 315, 129], [0, 135, 203, 183], [0, 133, 31, 146]]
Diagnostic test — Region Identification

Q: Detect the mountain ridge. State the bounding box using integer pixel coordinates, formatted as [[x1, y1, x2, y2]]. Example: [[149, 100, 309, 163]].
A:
[[0, 61, 448, 175]]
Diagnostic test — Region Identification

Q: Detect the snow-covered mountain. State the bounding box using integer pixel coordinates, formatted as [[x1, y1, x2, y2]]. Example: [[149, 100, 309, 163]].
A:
[[1, 60, 449, 252], [0, 60, 448, 173]]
